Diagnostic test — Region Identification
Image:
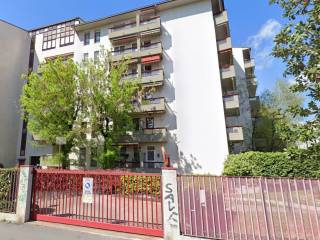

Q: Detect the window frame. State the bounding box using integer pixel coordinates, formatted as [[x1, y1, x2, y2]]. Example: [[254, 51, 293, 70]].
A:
[[84, 32, 90, 45], [94, 31, 101, 43]]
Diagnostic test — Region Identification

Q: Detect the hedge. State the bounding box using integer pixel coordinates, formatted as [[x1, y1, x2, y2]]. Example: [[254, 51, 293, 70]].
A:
[[120, 176, 161, 196], [0, 168, 18, 210], [223, 151, 320, 178]]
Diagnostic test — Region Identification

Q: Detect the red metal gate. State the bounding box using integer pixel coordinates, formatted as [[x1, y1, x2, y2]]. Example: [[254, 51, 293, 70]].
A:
[[32, 169, 163, 237], [178, 175, 320, 240]]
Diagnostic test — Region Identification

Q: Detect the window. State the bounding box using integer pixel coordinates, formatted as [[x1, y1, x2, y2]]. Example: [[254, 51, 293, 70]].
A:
[[84, 32, 90, 45], [94, 31, 100, 43], [132, 42, 137, 49], [42, 26, 57, 50], [83, 53, 89, 61], [94, 51, 99, 63], [133, 118, 140, 131], [147, 146, 155, 161], [143, 40, 151, 48], [59, 22, 75, 46], [146, 117, 154, 129], [144, 65, 152, 72]]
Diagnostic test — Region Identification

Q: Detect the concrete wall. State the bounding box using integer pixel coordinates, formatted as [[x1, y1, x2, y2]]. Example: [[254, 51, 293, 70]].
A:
[[0, 20, 30, 167], [226, 47, 253, 153], [159, 0, 229, 174]]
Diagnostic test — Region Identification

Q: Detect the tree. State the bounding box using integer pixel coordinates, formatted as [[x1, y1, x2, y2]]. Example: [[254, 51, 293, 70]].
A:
[[270, 0, 320, 147], [253, 80, 304, 151], [21, 58, 88, 167], [77, 50, 147, 169]]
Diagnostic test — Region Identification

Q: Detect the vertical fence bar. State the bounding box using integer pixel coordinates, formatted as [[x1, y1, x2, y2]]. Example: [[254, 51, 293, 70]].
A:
[[279, 178, 291, 240], [239, 178, 248, 239], [273, 178, 284, 240], [213, 177, 221, 238], [208, 176, 216, 238], [310, 179, 320, 237], [303, 179, 315, 240], [288, 178, 299, 239], [265, 178, 276, 239], [245, 178, 255, 239], [295, 179, 307, 240], [220, 176, 228, 240]]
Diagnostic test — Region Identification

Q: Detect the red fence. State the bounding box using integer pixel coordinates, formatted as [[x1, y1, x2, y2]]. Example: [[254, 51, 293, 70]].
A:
[[0, 169, 19, 213], [32, 169, 163, 237], [178, 175, 320, 240]]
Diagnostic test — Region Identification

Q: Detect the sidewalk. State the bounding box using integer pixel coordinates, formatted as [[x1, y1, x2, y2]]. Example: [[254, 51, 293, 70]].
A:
[[0, 221, 162, 240]]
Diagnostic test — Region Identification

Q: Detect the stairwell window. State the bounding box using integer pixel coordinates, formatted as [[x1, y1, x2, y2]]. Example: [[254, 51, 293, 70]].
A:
[[42, 27, 57, 50], [59, 22, 75, 46]]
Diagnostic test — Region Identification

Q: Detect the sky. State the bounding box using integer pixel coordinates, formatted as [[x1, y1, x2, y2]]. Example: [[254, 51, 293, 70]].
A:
[[1, 0, 288, 94]]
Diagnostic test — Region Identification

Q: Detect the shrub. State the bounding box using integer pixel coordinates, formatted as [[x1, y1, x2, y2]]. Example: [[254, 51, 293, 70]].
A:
[[223, 151, 320, 178], [120, 176, 161, 196], [0, 168, 18, 210]]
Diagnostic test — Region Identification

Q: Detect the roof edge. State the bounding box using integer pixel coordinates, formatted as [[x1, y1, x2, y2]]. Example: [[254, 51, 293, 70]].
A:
[[0, 19, 28, 32], [28, 17, 85, 32]]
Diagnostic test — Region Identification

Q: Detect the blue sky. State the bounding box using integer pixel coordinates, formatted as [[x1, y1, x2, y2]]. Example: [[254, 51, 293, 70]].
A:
[[1, 0, 288, 94]]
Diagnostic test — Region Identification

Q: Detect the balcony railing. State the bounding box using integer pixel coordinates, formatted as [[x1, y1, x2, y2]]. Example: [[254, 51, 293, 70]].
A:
[[141, 68, 164, 85], [121, 72, 138, 81], [220, 65, 236, 79], [247, 77, 257, 98], [223, 94, 240, 110], [133, 97, 166, 113], [109, 17, 161, 39], [217, 37, 231, 51], [244, 59, 255, 69], [119, 127, 168, 144], [112, 47, 138, 56], [227, 126, 244, 142], [111, 42, 162, 62], [214, 11, 228, 25]]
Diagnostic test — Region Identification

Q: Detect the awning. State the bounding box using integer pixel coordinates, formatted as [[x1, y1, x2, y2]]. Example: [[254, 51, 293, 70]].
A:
[[141, 54, 161, 64]]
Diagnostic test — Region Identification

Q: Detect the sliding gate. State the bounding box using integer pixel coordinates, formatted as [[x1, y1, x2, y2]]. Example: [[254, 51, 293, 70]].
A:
[[178, 175, 320, 240], [32, 169, 163, 237]]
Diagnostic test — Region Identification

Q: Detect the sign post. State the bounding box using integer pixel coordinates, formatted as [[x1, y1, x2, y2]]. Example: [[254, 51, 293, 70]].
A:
[[82, 177, 93, 204]]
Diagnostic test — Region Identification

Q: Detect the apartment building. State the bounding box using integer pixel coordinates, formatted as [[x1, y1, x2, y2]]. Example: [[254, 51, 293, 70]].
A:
[[3, 0, 259, 174]]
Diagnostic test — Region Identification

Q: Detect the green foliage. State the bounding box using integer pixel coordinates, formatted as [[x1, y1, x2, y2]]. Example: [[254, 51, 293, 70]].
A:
[[0, 169, 18, 210], [120, 176, 161, 196], [253, 80, 304, 151], [270, 0, 320, 148], [78, 49, 144, 169], [223, 151, 320, 178], [21, 58, 88, 163]]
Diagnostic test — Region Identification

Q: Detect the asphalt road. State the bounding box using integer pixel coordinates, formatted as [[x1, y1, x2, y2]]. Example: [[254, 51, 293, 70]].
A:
[[0, 221, 161, 240]]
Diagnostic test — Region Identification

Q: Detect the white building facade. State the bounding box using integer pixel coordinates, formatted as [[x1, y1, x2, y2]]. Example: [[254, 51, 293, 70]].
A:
[[3, 0, 258, 174]]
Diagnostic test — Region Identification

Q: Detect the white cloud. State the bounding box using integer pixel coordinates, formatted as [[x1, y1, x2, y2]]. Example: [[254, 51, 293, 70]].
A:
[[246, 19, 281, 70], [247, 19, 281, 49]]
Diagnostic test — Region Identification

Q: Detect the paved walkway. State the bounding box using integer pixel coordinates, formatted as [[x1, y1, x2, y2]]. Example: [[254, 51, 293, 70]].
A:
[[0, 221, 161, 240]]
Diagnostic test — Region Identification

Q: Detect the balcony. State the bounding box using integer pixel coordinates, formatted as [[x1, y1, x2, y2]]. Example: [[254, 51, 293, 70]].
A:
[[141, 69, 164, 86], [217, 37, 232, 51], [134, 97, 166, 114], [109, 17, 161, 39], [220, 65, 236, 79], [119, 128, 168, 144], [214, 11, 228, 25], [227, 126, 244, 142], [223, 94, 240, 116], [111, 42, 162, 62], [247, 77, 257, 98], [244, 59, 255, 69]]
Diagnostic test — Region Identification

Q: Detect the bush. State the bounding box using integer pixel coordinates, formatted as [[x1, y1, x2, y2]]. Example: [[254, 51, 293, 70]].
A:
[[0, 169, 18, 210], [120, 176, 161, 196], [223, 151, 320, 178]]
